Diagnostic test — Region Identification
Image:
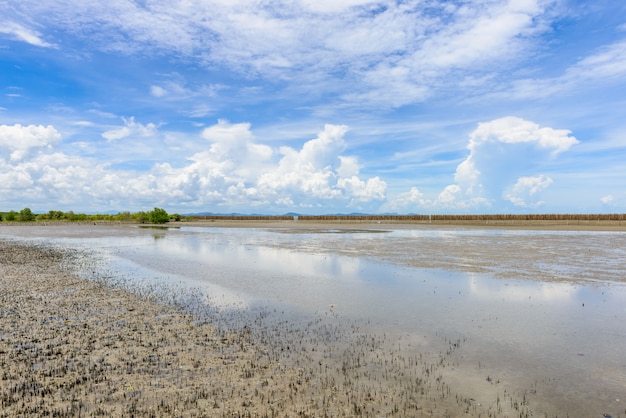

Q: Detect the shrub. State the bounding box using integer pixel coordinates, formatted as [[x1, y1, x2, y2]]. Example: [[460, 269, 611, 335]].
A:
[[149, 207, 169, 224], [18, 208, 36, 222], [133, 211, 150, 223]]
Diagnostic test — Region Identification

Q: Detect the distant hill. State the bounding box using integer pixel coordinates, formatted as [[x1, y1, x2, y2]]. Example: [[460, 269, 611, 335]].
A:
[[183, 211, 404, 217], [184, 212, 259, 217]]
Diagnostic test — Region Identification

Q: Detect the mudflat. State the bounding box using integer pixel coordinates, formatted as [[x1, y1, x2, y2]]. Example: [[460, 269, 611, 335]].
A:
[[1, 221, 625, 417], [0, 237, 504, 417], [184, 217, 626, 231], [186, 219, 626, 284], [1, 241, 299, 416]]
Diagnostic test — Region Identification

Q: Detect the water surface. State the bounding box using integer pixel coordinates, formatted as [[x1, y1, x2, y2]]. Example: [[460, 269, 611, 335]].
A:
[[2, 224, 625, 416]]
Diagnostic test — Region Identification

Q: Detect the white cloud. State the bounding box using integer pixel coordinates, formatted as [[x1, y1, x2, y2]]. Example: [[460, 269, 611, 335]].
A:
[[149, 78, 223, 101], [417, 117, 578, 210], [337, 156, 360, 178], [412, 0, 545, 70], [437, 184, 462, 205], [102, 117, 159, 141], [601, 194, 614, 204], [467, 116, 578, 155], [0, 21, 55, 47], [567, 39, 626, 81], [187, 104, 214, 118], [257, 125, 346, 199], [4, 0, 560, 109], [0, 119, 386, 211], [0, 124, 62, 162], [338, 176, 386, 202], [504, 175, 553, 207], [0, 161, 33, 190], [598, 192, 626, 211], [71, 121, 94, 127], [503, 38, 626, 100], [455, 117, 577, 198], [202, 119, 254, 144], [200, 120, 273, 182], [381, 186, 423, 212], [299, 0, 374, 13], [150, 85, 167, 97], [257, 124, 386, 204]]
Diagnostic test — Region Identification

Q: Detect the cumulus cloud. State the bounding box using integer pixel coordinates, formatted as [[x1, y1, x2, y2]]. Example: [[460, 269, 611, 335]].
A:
[[467, 116, 578, 155], [391, 117, 577, 212], [202, 119, 254, 144], [0, 124, 62, 162], [437, 184, 462, 205], [256, 124, 386, 205], [102, 117, 159, 141], [1, 119, 384, 212], [0, 161, 33, 190], [200, 119, 273, 181], [415, 185, 489, 211], [382, 187, 424, 212], [257, 125, 348, 200], [504, 175, 553, 207], [174, 123, 385, 208], [338, 176, 386, 202], [447, 117, 578, 206]]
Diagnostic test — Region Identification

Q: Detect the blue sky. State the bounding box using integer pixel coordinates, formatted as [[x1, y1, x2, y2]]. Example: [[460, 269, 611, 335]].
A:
[[1, 0, 625, 215]]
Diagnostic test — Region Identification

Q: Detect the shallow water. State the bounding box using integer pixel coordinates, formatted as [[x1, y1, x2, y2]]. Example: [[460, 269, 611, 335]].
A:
[[2, 224, 626, 417]]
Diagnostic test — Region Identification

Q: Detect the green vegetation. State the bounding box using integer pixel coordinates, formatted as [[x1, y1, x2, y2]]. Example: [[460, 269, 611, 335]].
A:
[[0, 207, 177, 224], [149, 207, 169, 224], [19, 208, 36, 222]]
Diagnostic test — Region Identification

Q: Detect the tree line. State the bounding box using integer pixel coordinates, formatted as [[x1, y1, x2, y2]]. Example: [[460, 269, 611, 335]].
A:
[[0, 207, 181, 224]]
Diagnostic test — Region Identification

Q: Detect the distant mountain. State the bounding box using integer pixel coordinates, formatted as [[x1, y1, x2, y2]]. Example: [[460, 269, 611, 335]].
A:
[[183, 211, 406, 217], [183, 212, 284, 217]]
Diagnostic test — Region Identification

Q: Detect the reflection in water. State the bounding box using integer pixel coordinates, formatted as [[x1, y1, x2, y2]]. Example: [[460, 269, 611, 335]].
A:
[[2, 224, 625, 416], [110, 227, 626, 417]]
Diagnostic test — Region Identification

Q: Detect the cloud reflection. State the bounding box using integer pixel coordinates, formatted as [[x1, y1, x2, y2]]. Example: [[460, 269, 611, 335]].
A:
[[467, 273, 577, 303]]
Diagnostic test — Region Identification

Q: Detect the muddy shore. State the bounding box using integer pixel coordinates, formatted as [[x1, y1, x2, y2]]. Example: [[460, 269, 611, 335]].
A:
[[181, 218, 626, 231], [182, 219, 626, 284], [1, 238, 517, 417], [1, 222, 625, 417], [1, 241, 296, 417]]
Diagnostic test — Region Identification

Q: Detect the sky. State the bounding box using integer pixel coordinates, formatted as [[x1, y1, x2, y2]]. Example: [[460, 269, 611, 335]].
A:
[[1, 0, 625, 215]]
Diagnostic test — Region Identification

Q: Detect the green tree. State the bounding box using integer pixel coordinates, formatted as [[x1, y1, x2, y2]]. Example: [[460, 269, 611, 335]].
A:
[[134, 211, 150, 223], [149, 207, 169, 224], [115, 211, 133, 222], [48, 210, 64, 220], [72, 213, 88, 221], [5, 210, 17, 221], [18, 207, 36, 222]]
